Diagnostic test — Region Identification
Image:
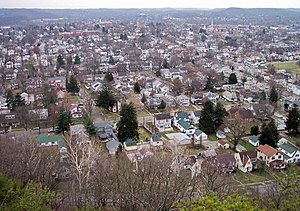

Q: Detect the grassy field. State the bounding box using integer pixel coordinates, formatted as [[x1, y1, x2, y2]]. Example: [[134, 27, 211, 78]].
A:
[[208, 134, 218, 141], [239, 140, 256, 151], [234, 169, 273, 184], [269, 61, 300, 75], [138, 127, 151, 141]]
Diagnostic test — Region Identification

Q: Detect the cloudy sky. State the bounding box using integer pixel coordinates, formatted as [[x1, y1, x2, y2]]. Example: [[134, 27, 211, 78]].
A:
[[0, 0, 299, 9]]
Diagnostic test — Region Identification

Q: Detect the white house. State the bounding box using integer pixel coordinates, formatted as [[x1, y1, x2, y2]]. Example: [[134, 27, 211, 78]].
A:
[[234, 151, 257, 173], [176, 95, 190, 107], [194, 129, 208, 144], [190, 110, 201, 125], [154, 113, 173, 132], [248, 135, 259, 147], [174, 120, 195, 136], [277, 138, 300, 164], [218, 140, 230, 149], [257, 144, 285, 169], [20, 92, 35, 105], [222, 91, 238, 102]]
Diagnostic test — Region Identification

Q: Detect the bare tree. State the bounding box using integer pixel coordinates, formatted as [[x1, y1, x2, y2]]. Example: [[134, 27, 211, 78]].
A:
[[199, 159, 234, 196], [63, 134, 95, 207], [225, 117, 246, 149]]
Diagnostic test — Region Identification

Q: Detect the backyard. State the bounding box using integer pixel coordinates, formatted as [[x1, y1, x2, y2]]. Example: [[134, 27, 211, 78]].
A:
[[234, 169, 274, 184], [239, 140, 256, 151], [138, 127, 151, 141]]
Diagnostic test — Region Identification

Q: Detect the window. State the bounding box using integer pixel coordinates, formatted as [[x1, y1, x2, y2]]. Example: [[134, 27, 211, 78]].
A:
[[296, 154, 299, 157], [5, 115, 15, 119], [278, 155, 281, 159]]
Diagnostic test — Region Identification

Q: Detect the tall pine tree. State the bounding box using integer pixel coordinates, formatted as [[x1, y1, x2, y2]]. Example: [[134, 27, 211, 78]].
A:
[[83, 113, 97, 137], [96, 85, 116, 110], [204, 76, 214, 91], [56, 108, 72, 134], [269, 86, 278, 103], [199, 100, 215, 134], [66, 75, 80, 94], [117, 103, 139, 143], [285, 106, 300, 135], [259, 120, 279, 147], [214, 101, 228, 128]]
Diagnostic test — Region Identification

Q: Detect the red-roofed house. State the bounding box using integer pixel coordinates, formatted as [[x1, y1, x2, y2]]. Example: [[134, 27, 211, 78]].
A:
[[257, 144, 285, 170]]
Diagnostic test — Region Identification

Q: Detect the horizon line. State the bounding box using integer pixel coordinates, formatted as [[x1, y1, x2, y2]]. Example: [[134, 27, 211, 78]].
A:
[[0, 7, 299, 10]]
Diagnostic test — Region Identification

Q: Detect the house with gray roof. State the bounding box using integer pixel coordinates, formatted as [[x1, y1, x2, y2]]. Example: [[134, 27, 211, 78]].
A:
[[166, 132, 191, 145], [248, 135, 259, 147], [106, 139, 121, 155]]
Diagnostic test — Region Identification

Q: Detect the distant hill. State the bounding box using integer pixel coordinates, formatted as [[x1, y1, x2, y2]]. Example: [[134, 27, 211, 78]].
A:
[[0, 8, 299, 26]]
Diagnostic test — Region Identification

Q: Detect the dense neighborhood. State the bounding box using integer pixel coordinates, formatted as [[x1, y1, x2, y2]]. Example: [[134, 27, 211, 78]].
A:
[[0, 7, 300, 210]]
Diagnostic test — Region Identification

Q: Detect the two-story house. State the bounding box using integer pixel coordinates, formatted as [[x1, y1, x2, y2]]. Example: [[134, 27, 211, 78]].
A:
[[47, 76, 66, 90], [234, 151, 257, 173], [257, 144, 285, 170], [277, 138, 300, 164], [154, 113, 173, 132]]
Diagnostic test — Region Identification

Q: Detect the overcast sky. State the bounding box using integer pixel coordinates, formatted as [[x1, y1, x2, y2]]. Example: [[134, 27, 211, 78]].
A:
[[0, 0, 300, 9]]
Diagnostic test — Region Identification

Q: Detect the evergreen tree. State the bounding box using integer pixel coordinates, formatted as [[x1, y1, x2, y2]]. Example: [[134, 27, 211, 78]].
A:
[[141, 93, 147, 104], [250, 125, 259, 135], [117, 103, 139, 143], [159, 99, 166, 109], [96, 85, 116, 110], [204, 76, 214, 91], [108, 56, 115, 65], [269, 86, 278, 103], [155, 70, 161, 77], [134, 82, 141, 94], [5, 90, 15, 110], [66, 75, 79, 94], [56, 54, 65, 70], [14, 93, 25, 108], [104, 72, 114, 82], [199, 100, 216, 134], [228, 73, 238, 84], [259, 120, 279, 147], [83, 113, 97, 137], [162, 58, 169, 68], [214, 102, 228, 128], [56, 108, 71, 134], [74, 55, 80, 65], [285, 106, 300, 135]]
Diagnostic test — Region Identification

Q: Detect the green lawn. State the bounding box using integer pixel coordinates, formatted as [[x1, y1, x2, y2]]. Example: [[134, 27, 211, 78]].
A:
[[208, 134, 218, 141], [234, 169, 273, 184], [137, 109, 151, 117], [287, 135, 300, 146], [269, 61, 300, 75], [69, 95, 79, 102], [239, 140, 256, 151], [103, 112, 120, 121], [138, 127, 151, 141]]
